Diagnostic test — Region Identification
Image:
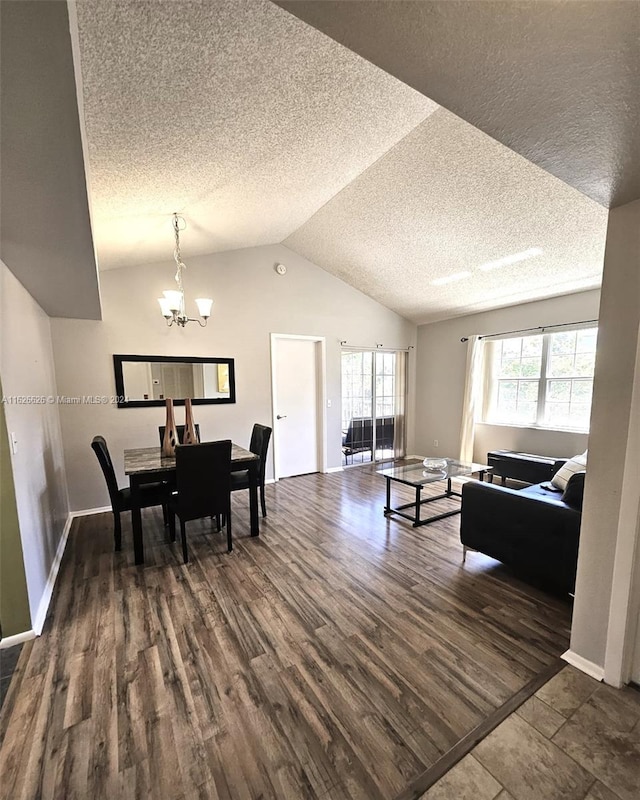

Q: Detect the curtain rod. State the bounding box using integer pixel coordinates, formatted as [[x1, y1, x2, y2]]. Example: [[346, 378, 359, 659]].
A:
[[340, 341, 414, 351], [460, 318, 597, 343]]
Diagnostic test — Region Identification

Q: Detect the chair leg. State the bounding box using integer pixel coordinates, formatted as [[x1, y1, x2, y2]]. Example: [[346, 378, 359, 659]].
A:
[[216, 514, 222, 532], [169, 509, 176, 542], [226, 507, 233, 553], [180, 518, 188, 563], [114, 512, 122, 551], [162, 503, 169, 527], [260, 484, 267, 518]]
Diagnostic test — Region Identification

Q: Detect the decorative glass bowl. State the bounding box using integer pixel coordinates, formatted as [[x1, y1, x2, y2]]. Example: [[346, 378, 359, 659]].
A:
[[423, 457, 448, 472]]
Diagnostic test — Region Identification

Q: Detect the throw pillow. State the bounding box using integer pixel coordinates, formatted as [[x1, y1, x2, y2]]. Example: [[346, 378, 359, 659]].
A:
[[561, 471, 586, 509], [551, 451, 588, 491]]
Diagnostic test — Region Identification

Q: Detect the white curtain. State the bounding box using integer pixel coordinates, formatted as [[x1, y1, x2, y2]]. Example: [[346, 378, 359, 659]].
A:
[[393, 350, 408, 458], [459, 336, 485, 464]]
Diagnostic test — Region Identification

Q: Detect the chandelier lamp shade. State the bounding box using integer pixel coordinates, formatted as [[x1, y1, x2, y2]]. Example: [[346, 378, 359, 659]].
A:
[[158, 213, 213, 327]]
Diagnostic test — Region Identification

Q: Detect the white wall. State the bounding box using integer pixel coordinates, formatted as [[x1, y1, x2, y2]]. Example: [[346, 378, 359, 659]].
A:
[[50, 244, 417, 511], [474, 424, 588, 463], [414, 289, 601, 461], [570, 199, 640, 674], [0, 261, 70, 627]]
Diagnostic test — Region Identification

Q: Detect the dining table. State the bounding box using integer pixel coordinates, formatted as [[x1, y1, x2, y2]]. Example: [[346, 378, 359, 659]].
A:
[[124, 443, 260, 564]]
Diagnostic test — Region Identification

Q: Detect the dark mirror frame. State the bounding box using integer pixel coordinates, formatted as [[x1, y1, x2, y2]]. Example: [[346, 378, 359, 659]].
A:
[[113, 354, 236, 408]]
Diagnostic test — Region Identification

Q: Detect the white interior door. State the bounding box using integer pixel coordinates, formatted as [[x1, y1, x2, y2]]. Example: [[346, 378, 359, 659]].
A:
[[272, 336, 324, 478]]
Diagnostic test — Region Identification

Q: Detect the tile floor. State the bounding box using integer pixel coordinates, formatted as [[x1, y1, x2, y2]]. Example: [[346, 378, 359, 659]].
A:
[[423, 666, 640, 800]]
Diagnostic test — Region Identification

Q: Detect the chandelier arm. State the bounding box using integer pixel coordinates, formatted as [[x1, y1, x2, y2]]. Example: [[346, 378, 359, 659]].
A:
[[160, 213, 212, 329]]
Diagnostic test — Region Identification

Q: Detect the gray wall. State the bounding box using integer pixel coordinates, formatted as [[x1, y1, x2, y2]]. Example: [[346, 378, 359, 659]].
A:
[[50, 244, 417, 511], [0, 0, 100, 320], [0, 261, 70, 628], [414, 289, 601, 461]]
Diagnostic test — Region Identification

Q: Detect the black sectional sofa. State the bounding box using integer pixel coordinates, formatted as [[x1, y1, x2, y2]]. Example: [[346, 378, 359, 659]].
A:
[[460, 472, 585, 593]]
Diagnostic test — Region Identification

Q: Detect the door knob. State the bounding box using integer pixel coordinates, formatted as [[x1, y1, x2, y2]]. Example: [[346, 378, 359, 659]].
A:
[[277, 414, 287, 420]]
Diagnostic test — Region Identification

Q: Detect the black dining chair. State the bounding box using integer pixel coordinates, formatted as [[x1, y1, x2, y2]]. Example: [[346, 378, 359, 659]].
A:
[[168, 440, 233, 563], [158, 424, 200, 446], [231, 423, 272, 518], [91, 435, 169, 551]]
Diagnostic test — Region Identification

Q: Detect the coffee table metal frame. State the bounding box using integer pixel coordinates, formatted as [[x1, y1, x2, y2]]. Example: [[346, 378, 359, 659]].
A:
[[378, 459, 492, 527]]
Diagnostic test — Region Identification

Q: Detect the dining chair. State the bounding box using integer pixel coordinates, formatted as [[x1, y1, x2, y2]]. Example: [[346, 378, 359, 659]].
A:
[[91, 435, 169, 551], [158, 423, 200, 446], [231, 423, 272, 517], [168, 440, 232, 563]]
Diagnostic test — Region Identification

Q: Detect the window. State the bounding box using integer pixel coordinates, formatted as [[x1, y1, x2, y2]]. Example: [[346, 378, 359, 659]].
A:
[[484, 327, 597, 431]]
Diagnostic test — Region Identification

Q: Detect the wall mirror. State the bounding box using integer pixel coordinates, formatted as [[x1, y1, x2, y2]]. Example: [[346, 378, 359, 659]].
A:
[[113, 354, 236, 408]]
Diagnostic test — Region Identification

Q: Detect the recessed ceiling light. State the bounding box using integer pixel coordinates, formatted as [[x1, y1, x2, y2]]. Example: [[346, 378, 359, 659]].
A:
[[431, 271, 472, 286], [478, 247, 543, 271]]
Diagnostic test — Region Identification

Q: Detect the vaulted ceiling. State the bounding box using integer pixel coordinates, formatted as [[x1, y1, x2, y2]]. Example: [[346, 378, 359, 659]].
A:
[[43, 0, 640, 321], [276, 0, 640, 210]]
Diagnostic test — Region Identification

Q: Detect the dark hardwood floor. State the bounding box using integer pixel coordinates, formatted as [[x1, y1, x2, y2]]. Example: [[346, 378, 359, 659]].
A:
[[0, 465, 572, 799]]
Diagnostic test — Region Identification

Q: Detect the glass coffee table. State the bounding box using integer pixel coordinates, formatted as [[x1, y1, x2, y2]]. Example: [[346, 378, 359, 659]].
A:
[[378, 458, 492, 527]]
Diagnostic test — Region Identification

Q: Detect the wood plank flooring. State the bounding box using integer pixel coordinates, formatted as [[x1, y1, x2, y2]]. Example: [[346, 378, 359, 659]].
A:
[[0, 465, 572, 799]]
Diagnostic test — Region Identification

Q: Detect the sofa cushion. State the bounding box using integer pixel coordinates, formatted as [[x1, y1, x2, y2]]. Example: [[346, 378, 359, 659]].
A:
[[520, 481, 576, 508], [551, 451, 588, 490], [561, 471, 586, 510]]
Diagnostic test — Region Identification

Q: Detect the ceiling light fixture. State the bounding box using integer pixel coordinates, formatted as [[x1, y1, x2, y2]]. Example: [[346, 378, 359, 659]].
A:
[[478, 247, 543, 272], [158, 213, 213, 327], [431, 271, 472, 286]]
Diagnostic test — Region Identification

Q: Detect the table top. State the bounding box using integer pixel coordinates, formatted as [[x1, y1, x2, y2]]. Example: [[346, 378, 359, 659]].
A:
[[377, 457, 491, 487], [124, 444, 258, 475]]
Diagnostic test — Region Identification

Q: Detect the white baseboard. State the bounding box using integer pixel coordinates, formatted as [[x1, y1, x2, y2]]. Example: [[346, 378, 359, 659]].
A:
[[0, 629, 36, 649], [325, 466, 344, 474], [32, 512, 74, 635], [561, 649, 605, 682], [71, 505, 112, 517]]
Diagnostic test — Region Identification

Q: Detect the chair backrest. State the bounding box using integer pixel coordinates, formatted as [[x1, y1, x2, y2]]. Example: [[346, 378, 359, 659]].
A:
[[158, 423, 200, 446], [91, 435, 120, 510], [375, 416, 395, 450], [249, 424, 272, 484], [344, 417, 373, 450], [175, 440, 231, 520]]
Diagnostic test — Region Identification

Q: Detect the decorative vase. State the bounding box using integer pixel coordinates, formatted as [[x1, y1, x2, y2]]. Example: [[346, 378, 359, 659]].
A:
[[162, 398, 179, 457], [183, 398, 198, 444]]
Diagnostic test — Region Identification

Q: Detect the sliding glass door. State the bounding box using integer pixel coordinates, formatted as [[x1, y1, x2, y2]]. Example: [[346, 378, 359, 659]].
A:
[[341, 349, 407, 466]]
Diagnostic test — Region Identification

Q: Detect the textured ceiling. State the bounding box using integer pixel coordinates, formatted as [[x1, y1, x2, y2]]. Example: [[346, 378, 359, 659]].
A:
[[276, 0, 640, 209], [285, 108, 608, 324], [72, 0, 613, 324], [74, 0, 436, 270]]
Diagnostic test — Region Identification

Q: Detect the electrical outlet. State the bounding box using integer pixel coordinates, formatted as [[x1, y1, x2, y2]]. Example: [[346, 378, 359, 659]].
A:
[[327, 399, 332, 408], [433, 439, 439, 448]]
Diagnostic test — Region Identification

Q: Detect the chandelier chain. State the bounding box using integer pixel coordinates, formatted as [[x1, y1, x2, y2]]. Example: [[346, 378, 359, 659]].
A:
[[159, 212, 211, 327], [173, 213, 186, 294]]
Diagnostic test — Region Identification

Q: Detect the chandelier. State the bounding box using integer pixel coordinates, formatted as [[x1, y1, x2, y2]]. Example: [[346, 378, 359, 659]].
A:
[[158, 213, 213, 327]]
